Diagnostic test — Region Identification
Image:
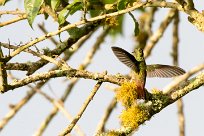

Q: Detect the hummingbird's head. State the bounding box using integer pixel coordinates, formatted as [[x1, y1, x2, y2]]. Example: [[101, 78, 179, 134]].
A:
[[133, 48, 144, 61]]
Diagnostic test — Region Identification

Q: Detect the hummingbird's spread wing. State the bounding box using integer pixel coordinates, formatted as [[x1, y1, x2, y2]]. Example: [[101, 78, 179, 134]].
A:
[[111, 47, 139, 72], [146, 64, 185, 78]]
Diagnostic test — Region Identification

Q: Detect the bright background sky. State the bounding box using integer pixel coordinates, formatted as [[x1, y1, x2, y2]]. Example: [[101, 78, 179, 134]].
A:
[[0, 1, 204, 136]]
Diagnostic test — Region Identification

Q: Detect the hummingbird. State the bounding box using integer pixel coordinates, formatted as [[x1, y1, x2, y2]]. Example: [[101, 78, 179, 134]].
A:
[[111, 46, 185, 99]]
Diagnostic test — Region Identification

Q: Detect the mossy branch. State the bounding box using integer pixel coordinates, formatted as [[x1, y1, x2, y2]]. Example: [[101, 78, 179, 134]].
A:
[[99, 72, 204, 135], [5, 68, 127, 92]]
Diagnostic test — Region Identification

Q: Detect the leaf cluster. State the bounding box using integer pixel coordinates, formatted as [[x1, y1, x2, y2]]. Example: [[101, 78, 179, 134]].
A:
[[0, 0, 140, 36]]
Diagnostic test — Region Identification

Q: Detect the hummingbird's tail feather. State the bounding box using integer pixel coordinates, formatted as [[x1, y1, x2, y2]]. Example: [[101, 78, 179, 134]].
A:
[[131, 78, 147, 100], [137, 88, 146, 99]]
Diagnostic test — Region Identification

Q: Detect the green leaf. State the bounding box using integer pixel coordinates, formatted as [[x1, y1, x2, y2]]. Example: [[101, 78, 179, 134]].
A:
[[67, 24, 91, 39], [90, 10, 102, 17], [68, 2, 82, 15], [134, 20, 139, 36], [109, 15, 124, 36], [117, 0, 127, 10], [0, 0, 11, 6], [128, 12, 139, 36], [58, 8, 69, 25], [51, 0, 61, 10], [57, 0, 82, 25], [67, 27, 81, 39], [24, 0, 44, 27], [103, 0, 115, 4]]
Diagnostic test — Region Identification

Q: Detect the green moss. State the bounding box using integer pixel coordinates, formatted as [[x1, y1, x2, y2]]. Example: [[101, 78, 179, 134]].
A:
[[148, 88, 170, 113]]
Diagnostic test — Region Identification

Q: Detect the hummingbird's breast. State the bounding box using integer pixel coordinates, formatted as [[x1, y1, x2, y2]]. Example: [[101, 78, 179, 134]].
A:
[[131, 61, 147, 89]]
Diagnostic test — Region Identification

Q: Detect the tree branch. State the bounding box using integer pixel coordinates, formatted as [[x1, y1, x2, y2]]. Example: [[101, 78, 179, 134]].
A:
[[2, 1, 203, 62], [0, 9, 25, 15], [164, 63, 204, 93], [0, 82, 44, 131], [174, 0, 186, 7], [171, 11, 185, 136], [59, 81, 103, 136], [0, 46, 8, 92], [5, 67, 127, 92], [95, 98, 117, 134], [169, 72, 204, 100], [0, 15, 27, 27], [101, 72, 204, 135], [34, 28, 110, 135], [144, 9, 177, 58], [186, 0, 194, 10], [31, 86, 85, 136], [2, 2, 145, 61]]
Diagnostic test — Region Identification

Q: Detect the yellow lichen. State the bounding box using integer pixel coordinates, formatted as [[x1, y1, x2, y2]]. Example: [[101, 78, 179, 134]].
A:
[[151, 88, 162, 94], [106, 130, 120, 136], [115, 82, 139, 107], [104, 16, 119, 27], [119, 105, 149, 130]]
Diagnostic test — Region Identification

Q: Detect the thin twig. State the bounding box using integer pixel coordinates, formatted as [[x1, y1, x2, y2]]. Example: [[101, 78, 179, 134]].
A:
[[2, 1, 203, 61], [171, 11, 185, 136], [0, 36, 88, 130], [25, 48, 69, 69], [1, 23, 96, 74], [59, 81, 103, 136], [1, 43, 66, 67], [4, 31, 123, 92], [95, 98, 117, 134], [83, 0, 87, 20], [177, 99, 185, 136], [34, 79, 78, 136], [26, 23, 97, 75], [144, 9, 177, 58], [172, 12, 179, 66], [3, 43, 71, 70], [0, 15, 27, 27], [136, 7, 157, 49], [0, 46, 8, 92], [35, 28, 109, 135], [2, 32, 91, 72], [145, 7, 157, 36], [0, 82, 44, 131], [1, 1, 203, 32], [4, 2, 146, 60], [80, 28, 110, 69], [31, 86, 84, 136], [0, 9, 25, 15], [38, 23, 58, 45], [1, 42, 64, 70], [164, 63, 204, 93]]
